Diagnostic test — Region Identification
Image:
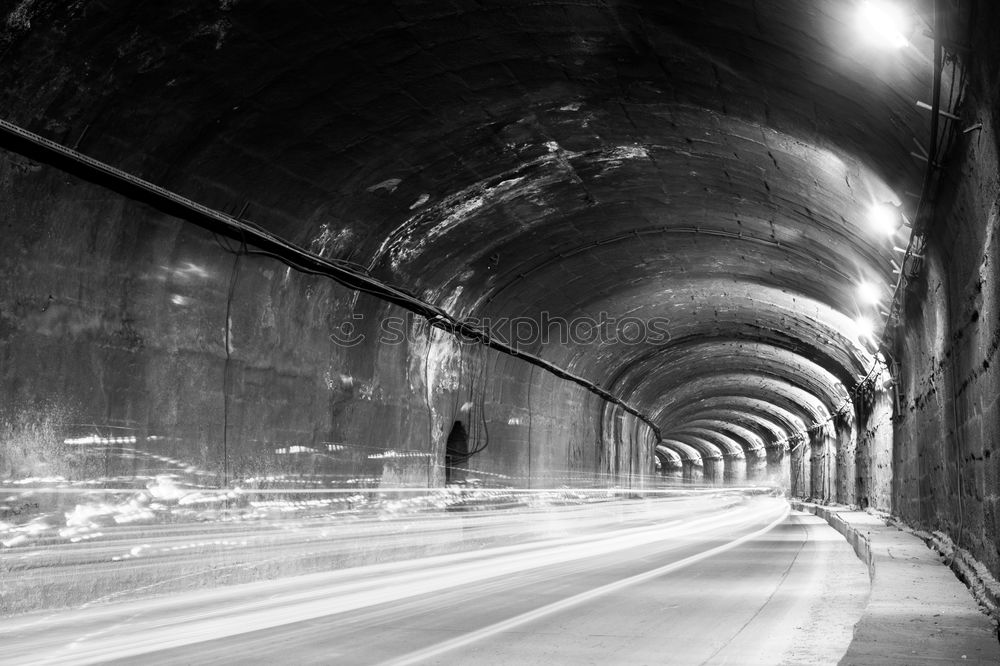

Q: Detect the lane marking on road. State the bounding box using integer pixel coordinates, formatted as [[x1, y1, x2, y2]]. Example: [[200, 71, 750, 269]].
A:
[[382, 502, 791, 666], [3, 500, 772, 664]]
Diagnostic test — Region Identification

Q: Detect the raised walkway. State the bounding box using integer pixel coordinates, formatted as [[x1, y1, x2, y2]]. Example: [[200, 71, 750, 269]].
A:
[[791, 502, 999, 665]]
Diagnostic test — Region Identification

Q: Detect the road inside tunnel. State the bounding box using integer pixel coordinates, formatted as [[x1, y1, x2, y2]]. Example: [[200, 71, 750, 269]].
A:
[[0, 491, 871, 665]]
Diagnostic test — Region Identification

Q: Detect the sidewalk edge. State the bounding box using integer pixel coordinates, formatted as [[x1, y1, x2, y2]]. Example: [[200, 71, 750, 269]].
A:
[[791, 500, 1000, 630]]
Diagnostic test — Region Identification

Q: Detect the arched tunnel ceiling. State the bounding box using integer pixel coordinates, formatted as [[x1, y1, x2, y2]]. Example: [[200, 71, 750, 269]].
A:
[[653, 444, 682, 467], [668, 396, 811, 445], [0, 0, 934, 455], [650, 373, 833, 450], [676, 408, 793, 448], [683, 419, 767, 455], [671, 427, 748, 459], [660, 440, 703, 465], [608, 340, 851, 446], [671, 434, 727, 462]]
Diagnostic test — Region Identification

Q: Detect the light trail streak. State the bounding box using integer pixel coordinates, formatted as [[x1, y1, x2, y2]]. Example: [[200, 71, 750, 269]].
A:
[[384, 501, 790, 666], [0, 494, 788, 665], [0, 485, 775, 494]]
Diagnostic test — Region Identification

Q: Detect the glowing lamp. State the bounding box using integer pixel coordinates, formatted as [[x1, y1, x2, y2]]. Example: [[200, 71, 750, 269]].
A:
[[855, 316, 875, 341], [857, 281, 882, 305], [857, 1, 910, 49], [869, 203, 900, 236]]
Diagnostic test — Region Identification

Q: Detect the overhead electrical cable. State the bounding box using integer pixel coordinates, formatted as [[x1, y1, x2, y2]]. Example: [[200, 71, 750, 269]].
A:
[[0, 117, 663, 441]]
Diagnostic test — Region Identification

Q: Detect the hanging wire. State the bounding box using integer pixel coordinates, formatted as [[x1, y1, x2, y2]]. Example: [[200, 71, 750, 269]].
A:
[[0, 117, 667, 440], [220, 201, 250, 488]]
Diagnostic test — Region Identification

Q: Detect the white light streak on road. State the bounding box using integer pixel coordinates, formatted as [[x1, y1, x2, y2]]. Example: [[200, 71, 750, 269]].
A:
[[0, 491, 868, 665]]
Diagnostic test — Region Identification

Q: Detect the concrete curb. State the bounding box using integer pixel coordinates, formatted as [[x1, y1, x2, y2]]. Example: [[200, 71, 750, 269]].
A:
[[793, 500, 1000, 629], [790, 501, 874, 581]]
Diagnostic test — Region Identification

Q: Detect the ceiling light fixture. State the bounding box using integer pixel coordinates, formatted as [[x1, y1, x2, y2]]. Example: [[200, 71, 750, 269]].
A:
[[857, 281, 882, 305], [869, 202, 901, 236], [857, 1, 910, 49], [854, 315, 875, 341]]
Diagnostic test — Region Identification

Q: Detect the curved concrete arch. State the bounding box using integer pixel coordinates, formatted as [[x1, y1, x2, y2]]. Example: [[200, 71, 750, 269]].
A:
[[680, 411, 788, 449], [671, 434, 729, 485], [626, 362, 846, 422], [653, 445, 683, 481], [527, 284, 873, 398], [682, 419, 771, 481], [654, 375, 829, 495], [670, 434, 724, 463], [665, 396, 810, 448], [670, 427, 746, 460], [603, 340, 853, 416], [668, 404, 799, 483], [659, 440, 704, 465], [654, 445, 683, 467], [660, 440, 705, 484], [651, 373, 831, 431], [682, 419, 767, 457], [670, 427, 752, 484]]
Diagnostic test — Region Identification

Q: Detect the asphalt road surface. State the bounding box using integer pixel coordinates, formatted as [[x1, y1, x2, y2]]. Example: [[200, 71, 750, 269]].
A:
[[1, 494, 870, 665]]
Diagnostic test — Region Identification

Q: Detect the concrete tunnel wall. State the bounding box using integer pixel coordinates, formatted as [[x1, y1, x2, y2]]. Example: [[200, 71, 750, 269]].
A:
[[0, 176, 646, 489], [887, 0, 1000, 580], [0, 26, 889, 495], [0, 0, 997, 581], [0, 144, 653, 489], [0, 206, 625, 487]]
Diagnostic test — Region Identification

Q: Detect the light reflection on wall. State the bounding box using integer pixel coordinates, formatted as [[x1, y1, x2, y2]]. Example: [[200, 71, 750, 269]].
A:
[[64, 435, 138, 445], [369, 451, 434, 460]]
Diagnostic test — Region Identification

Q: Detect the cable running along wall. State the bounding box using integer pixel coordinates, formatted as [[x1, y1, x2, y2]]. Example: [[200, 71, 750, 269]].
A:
[[0, 118, 664, 443]]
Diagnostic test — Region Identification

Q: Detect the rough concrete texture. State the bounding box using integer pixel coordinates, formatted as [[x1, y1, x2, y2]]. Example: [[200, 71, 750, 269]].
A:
[[3, 0, 918, 494], [856, 387, 895, 511], [1, 2, 999, 658], [916, 527, 1000, 624], [890, 0, 1000, 582], [0, 0, 990, 518], [794, 502, 999, 665]]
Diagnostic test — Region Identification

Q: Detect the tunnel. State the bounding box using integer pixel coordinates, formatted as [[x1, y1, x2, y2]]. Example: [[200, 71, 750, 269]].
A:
[[1, 0, 999, 662]]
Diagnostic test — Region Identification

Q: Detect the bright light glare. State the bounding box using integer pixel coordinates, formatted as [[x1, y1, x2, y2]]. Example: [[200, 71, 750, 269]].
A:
[[857, 281, 882, 305], [855, 316, 875, 340], [857, 1, 910, 49], [869, 203, 899, 236]]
